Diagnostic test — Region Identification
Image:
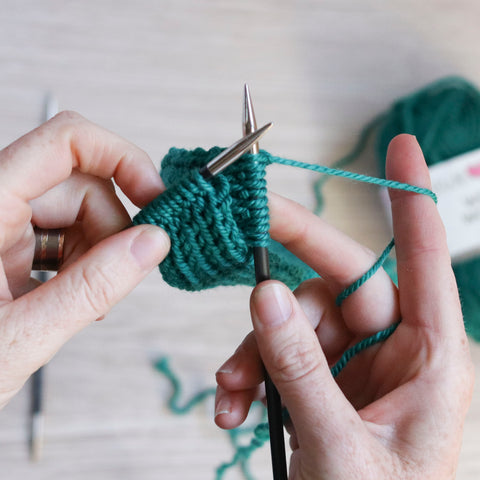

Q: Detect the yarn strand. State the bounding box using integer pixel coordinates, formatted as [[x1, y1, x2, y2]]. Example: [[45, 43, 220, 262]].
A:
[[336, 238, 395, 306], [313, 114, 386, 214], [154, 357, 216, 414], [329, 321, 400, 377], [267, 153, 437, 203]]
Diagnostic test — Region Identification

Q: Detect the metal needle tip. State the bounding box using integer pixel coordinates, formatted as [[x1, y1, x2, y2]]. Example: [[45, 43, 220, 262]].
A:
[[243, 84, 259, 155], [200, 121, 272, 179], [29, 412, 45, 462]]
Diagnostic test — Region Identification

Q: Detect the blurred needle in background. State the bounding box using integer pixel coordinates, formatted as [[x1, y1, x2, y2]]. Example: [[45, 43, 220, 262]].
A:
[[29, 92, 58, 462]]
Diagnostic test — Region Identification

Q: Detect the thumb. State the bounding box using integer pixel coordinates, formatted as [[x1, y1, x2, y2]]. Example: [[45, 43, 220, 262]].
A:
[[7, 225, 170, 370], [250, 280, 366, 456]]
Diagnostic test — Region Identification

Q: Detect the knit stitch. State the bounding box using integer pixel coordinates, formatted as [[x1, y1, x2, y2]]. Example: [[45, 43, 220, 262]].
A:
[[133, 147, 316, 291]]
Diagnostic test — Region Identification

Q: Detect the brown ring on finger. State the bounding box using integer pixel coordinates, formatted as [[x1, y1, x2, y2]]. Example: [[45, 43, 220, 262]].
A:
[[32, 228, 65, 272]]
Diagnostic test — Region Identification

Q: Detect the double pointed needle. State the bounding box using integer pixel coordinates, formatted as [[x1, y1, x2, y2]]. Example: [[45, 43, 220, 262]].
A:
[[243, 84, 288, 480]]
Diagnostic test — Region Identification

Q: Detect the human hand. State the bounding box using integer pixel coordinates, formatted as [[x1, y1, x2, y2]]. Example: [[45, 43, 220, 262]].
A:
[[215, 135, 474, 479], [0, 111, 170, 409]]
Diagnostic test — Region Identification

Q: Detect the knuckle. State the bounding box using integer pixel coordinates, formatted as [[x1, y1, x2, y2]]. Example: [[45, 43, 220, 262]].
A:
[[51, 110, 84, 125], [271, 338, 321, 385], [52, 111, 87, 144], [50, 111, 90, 164]]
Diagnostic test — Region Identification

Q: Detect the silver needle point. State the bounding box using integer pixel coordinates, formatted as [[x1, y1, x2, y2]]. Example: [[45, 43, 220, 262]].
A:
[[243, 84, 259, 154], [200, 121, 272, 179]]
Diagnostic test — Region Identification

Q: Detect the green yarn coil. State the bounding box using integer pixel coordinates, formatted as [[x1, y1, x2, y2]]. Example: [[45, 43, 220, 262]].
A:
[[374, 76, 480, 340]]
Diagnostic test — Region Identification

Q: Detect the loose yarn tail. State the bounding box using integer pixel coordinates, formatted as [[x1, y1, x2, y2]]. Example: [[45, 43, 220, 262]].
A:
[[155, 318, 400, 479]]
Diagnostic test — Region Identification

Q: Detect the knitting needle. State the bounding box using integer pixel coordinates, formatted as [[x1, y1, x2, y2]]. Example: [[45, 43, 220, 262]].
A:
[[29, 366, 44, 462], [29, 92, 58, 462], [199, 122, 272, 179], [125, 126, 273, 231], [243, 84, 288, 480]]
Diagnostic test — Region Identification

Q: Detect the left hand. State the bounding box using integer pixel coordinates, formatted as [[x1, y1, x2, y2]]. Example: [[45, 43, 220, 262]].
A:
[[0, 111, 169, 409]]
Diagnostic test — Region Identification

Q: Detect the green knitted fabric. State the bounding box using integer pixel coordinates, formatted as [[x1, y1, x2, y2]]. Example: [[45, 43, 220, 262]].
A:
[[132, 147, 316, 291]]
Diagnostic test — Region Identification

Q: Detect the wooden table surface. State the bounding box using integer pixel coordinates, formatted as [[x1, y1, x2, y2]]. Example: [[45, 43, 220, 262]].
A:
[[1, 1, 480, 478]]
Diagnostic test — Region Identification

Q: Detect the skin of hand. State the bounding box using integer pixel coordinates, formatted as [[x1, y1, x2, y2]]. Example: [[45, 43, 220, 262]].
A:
[[215, 135, 474, 479], [0, 111, 170, 409]]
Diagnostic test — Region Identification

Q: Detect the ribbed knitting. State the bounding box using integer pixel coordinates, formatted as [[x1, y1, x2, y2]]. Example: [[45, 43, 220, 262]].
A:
[[132, 146, 316, 291]]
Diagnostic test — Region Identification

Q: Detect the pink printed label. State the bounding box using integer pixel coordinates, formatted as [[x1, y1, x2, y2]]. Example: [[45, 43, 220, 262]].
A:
[[468, 163, 480, 177]]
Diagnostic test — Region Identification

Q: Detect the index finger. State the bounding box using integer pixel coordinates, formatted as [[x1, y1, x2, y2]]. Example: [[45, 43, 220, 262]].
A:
[[386, 134, 463, 335], [268, 193, 400, 333], [0, 111, 164, 207]]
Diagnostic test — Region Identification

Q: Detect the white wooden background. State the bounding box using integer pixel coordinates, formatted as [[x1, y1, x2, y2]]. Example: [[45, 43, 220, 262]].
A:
[[1, 1, 480, 478]]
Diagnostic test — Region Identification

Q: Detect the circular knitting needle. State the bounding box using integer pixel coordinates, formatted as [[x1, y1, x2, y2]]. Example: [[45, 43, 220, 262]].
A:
[[244, 84, 288, 480]]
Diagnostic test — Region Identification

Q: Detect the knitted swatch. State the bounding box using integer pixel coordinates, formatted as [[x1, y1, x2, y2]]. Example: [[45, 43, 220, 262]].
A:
[[133, 146, 316, 291]]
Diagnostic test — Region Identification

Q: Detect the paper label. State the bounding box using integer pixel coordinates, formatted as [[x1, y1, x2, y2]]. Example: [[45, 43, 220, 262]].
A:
[[429, 148, 480, 262], [379, 147, 480, 263]]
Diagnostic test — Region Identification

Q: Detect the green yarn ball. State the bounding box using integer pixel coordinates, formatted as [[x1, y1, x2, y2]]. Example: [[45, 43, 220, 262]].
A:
[[375, 76, 480, 341]]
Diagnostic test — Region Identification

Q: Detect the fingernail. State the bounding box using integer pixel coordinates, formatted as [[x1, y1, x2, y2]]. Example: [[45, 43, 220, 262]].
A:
[[216, 357, 236, 375], [253, 283, 292, 327], [214, 394, 231, 418], [131, 225, 170, 270]]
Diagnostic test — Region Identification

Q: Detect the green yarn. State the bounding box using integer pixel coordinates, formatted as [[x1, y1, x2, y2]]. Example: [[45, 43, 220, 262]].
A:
[[313, 114, 386, 214], [336, 238, 395, 306], [329, 321, 399, 377], [274, 155, 436, 202], [154, 320, 400, 480], [153, 357, 216, 414], [376, 76, 480, 171], [314, 76, 480, 340], [133, 147, 434, 293], [215, 422, 269, 480], [133, 147, 316, 292], [154, 357, 268, 480]]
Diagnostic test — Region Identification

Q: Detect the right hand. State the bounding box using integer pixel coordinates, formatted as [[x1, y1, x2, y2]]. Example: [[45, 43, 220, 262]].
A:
[[215, 135, 474, 479]]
